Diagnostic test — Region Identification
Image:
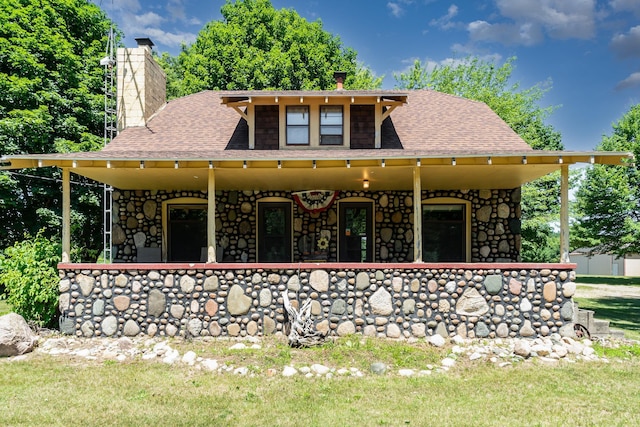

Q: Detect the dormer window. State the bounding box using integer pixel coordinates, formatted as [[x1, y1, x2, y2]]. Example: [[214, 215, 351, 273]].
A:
[[320, 106, 343, 145], [286, 106, 309, 145]]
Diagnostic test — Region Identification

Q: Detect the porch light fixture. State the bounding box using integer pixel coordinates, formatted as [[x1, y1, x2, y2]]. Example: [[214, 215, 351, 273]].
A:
[[325, 96, 329, 103], [275, 96, 278, 103], [346, 159, 351, 168], [209, 160, 213, 169], [381, 159, 386, 168], [590, 155, 595, 164], [363, 179, 369, 189], [558, 156, 563, 164], [243, 160, 247, 169], [139, 160, 145, 169], [106, 160, 111, 168], [278, 160, 282, 169], [416, 158, 421, 167], [451, 157, 456, 166], [313, 160, 317, 169], [522, 156, 527, 165], [300, 96, 304, 103], [38, 159, 43, 167], [72, 160, 77, 168], [487, 156, 492, 165], [174, 160, 179, 169]]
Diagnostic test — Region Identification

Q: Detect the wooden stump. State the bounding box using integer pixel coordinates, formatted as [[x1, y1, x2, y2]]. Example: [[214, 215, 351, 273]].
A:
[[282, 291, 327, 348]]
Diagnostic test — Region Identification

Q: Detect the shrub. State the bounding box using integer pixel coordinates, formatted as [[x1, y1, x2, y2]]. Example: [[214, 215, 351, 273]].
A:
[[0, 232, 61, 327]]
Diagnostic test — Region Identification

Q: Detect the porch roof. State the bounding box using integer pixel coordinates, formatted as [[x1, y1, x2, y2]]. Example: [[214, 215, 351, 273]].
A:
[[1, 150, 632, 191]]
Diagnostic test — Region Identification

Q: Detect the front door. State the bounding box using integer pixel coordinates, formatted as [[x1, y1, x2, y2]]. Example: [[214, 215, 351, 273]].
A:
[[339, 202, 373, 262], [258, 202, 292, 262], [168, 205, 207, 262]]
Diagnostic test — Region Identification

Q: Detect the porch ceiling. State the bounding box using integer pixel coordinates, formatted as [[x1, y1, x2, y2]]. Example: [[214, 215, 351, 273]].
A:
[[64, 162, 563, 191], [2, 151, 632, 191]]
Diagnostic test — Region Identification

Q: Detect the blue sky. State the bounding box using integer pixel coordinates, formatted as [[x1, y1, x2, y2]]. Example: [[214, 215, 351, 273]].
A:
[[95, 0, 640, 152]]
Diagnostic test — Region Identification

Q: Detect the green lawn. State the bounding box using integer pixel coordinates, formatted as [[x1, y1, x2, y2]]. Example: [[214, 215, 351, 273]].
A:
[[575, 274, 640, 340], [576, 275, 640, 286], [1, 342, 639, 427]]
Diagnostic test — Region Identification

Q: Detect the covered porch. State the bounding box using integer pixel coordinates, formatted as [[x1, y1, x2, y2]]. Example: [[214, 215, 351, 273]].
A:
[[2, 150, 632, 339]]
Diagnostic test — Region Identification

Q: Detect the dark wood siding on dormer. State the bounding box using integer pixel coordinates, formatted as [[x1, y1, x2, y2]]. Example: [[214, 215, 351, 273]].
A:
[[255, 105, 279, 150], [349, 105, 375, 149]]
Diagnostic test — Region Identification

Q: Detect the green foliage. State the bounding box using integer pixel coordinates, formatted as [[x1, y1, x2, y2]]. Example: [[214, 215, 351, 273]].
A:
[[394, 56, 565, 262], [158, 0, 382, 98], [573, 104, 639, 256], [0, 0, 114, 255], [0, 232, 60, 327]]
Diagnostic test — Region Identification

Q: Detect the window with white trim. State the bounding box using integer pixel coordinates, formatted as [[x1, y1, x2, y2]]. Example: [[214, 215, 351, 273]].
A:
[[320, 106, 343, 145], [286, 106, 309, 145]]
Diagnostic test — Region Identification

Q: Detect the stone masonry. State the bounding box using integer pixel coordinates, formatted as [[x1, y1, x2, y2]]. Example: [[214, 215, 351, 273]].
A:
[[58, 266, 576, 340], [112, 188, 521, 263]]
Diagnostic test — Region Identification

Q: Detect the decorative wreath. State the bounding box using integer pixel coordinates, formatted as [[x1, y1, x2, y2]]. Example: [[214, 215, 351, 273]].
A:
[[317, 236, 329, 250]]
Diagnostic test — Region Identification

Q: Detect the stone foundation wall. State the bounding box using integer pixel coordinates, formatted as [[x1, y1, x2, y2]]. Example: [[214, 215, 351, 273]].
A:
[[111, 188, 521, 263], [58, 265, 576, 340]]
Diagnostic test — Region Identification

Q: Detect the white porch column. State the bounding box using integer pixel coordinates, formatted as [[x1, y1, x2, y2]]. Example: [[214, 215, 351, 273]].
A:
[[560, 164, 570, 263], [207, 168, 217, 263], [62, 168, 71, 262], [413, 167, 423, 262]]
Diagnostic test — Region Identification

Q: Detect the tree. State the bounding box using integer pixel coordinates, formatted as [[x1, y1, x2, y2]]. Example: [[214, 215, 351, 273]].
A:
[[395, 57, 564, 262], [0, 0, 114, 260], [573, 105, 639, 256], [158, 0, 382, 98]]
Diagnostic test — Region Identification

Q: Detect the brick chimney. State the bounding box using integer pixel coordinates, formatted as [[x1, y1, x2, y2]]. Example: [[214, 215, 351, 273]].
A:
[[116, 38, 166, 130], [333, 71, 346, 90]]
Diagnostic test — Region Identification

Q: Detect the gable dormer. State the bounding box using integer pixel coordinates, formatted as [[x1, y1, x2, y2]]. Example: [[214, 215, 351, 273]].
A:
[[221, 90, 407, 150]]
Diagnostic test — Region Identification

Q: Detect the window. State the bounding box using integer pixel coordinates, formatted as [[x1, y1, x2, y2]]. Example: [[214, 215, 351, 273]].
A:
[[286, 106, 309, 145], [258, 202, 292, 262], [422, 204, 466, 262], [320, 106, 343, 145]]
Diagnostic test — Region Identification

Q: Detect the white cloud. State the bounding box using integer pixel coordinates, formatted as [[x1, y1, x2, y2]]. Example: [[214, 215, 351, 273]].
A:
[[497, 0, 596, 40], [387, 2, 404, 18], [615, 71, 640, 90], [134, 12, 164, 28], [144, 28, 197, 48], [467, 20, 544, 46], [610, 0, 640, 16], [430, 4, 459, 30], [611, 25, 640, 59], [466, 0, 596, 47]]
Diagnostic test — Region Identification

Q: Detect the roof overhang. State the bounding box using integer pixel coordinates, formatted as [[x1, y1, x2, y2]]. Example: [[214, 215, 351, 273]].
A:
[[1, 151, 632, 191], [219, 90, 409, 105]]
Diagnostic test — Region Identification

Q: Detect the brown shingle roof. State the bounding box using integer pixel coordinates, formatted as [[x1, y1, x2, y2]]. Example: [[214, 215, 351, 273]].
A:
[[100, 89, 533, 159]]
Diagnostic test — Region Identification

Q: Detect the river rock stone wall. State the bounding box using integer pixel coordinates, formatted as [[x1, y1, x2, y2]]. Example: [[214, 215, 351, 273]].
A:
[[58, 266, 575, 340], [111, 188, 520, 263]]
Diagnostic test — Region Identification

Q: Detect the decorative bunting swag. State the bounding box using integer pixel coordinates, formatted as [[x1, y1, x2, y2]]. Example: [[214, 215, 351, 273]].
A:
[[292, 190, 339, 214]]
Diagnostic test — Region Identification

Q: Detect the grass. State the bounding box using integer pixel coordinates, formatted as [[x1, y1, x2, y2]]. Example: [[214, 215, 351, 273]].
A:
[[576, 275, 640, 286], [574, 274, 640, 341], [1, 337, 639, 427], [574, 295, 640, 340]]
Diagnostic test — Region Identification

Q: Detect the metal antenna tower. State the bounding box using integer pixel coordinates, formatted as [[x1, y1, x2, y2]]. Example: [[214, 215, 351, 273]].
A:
[[100, 25, 116, 263]]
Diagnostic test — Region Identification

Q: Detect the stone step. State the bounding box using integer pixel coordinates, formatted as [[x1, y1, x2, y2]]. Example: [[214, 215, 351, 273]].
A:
[[608, 329, 626, 339], [590, 319, 611, 335], [576, 308, 594, 330]]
